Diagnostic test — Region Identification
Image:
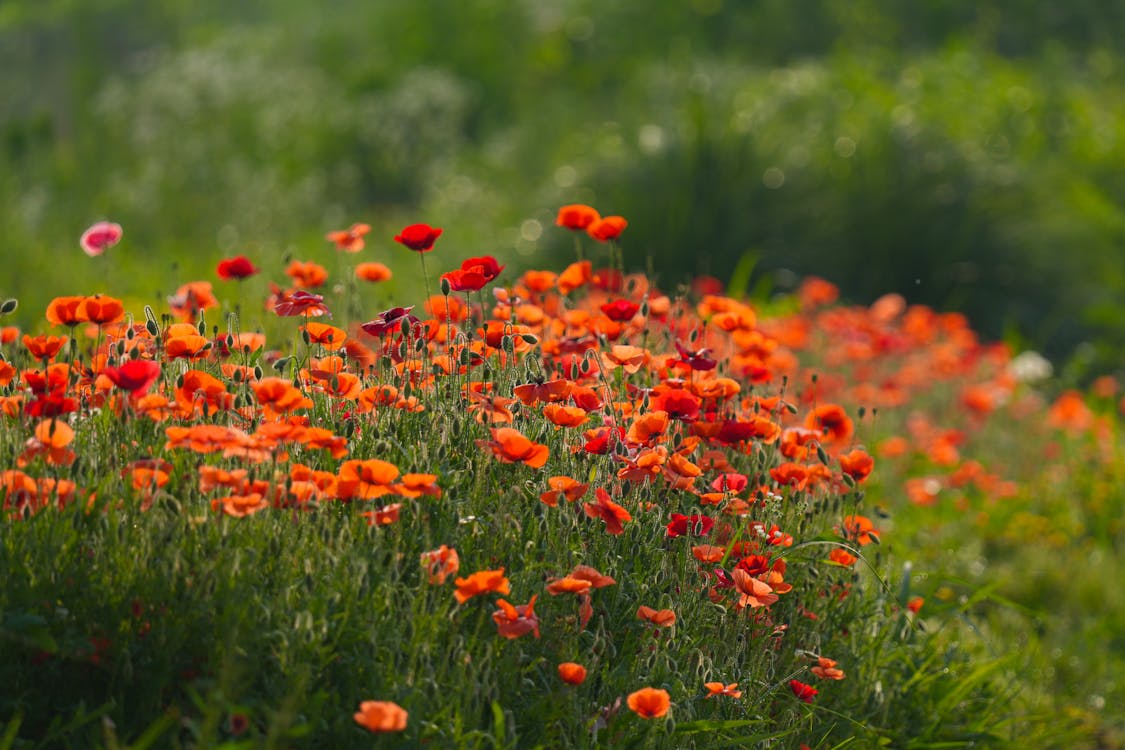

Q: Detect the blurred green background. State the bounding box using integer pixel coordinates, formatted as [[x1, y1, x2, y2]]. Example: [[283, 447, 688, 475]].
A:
[[2, 0, 1124, 377]]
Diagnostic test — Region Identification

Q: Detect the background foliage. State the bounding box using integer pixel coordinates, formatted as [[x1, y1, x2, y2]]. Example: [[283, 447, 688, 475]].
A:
[[2, 0, 1124, 370]]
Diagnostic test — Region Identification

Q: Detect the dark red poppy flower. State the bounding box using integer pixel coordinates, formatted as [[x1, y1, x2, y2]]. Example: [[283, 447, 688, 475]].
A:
[[216, 256, 259, 281], [673, 341, 717, 371], [394, 224, 443, 252], [360, 306, 419, 337], [600, 299, 640, 322]]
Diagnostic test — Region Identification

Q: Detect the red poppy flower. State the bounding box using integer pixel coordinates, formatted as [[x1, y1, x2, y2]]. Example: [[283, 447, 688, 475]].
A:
[[556, 204, 600, 231], [600, 299, 640, 322], [441, 255, 505, 292], [665, 513, 714, 538], [216, 256, 259, 281], [789, 679, 818, 703], [80, 221, 122, 257], [394, 223, 443, 252], [583, 487, 632, 535], [587, 216, 627, 242], [102, 359, 162, 397]]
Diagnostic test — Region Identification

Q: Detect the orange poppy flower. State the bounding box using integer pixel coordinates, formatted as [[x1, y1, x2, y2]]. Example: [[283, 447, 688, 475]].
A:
[[353, 701, 408, 733], [704, 682, 742, 699], [168, 281, 219, 322], [302, 322, 347, 348], [355, 262, 393, 282], [838, 449, 874, 482], [0, 361, 16, 388], [841, 514, 879, 545], [46, 296, 87, 327], [570, 565, 616, 589], [556, 204, 600, 230], [513, 378, 573, 406], [601, 345, 649, 374], [466, 391, 516, 424], [828, 548, 858, 567], [211, 493, 269, 517], [23, 335, 68, 361], [557, 260, 592, 295], [548, 573, 597, 597], [18, 418, 77, 467], [626, 410, 669, 445], [420, 545, 460, 585], [636, 605, 676, 627], [492, 595, 540, 639], [557, 662, 587, 685], [395, 473, 441, 499], [626, 687, 670, 719], [79, 295, 125, 325], [543, 403, 589, 428], [175, 369, 233, 416], [731, 568, 778, 609], [583, 488, 632, 535], [337, 459, 400, 500], [692, 544, 728, 563], [453, 568, 511, 604], [810, 656, 846, 680], [539, 476, 589, 507], [477, 428, 549, 469], [362, 503, 402, 526], [805, 403, 854, 445], [285, 260, 328, 289], [165, 334, 211, 360], [326, 222, 371, 252], [253, 377, 313, 418], [521, 270, 557, 293]]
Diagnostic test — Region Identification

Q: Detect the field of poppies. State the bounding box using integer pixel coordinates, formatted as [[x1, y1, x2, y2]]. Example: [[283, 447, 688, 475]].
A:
[[1, 208, 1122, 749]]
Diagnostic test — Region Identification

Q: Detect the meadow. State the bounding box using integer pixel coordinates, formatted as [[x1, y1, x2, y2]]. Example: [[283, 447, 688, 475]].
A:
[[1, 210, 1121, 748]]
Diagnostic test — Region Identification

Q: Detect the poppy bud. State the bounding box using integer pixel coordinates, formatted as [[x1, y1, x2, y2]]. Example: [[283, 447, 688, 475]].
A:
[[0, 299, 17, 315], [440, 277, 451, 296]]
